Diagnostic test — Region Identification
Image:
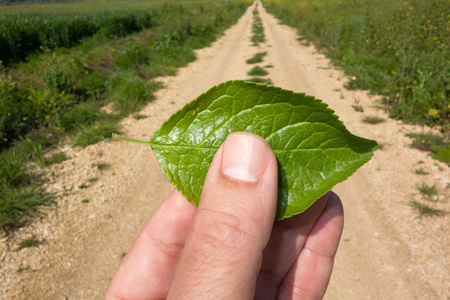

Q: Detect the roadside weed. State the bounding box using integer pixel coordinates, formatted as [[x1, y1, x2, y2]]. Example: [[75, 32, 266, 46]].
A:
[[132, 114, 148, 120], [248, 66, 269, 76], [414, 168, 429, 175], [79, 183, 89, 189], [16, 236, 44, 251], [72, 118, 120, 148], [17, 266, 30, 273], [416, 182, 438, 200], [246, 78, 272, 85], [408, 199, 447, 218], [92, 163, 111, 172], [362, 116, 386, 124], [407, 132, 449, 165], [352, 99, 364, 112], [43, 152, 68, 166], [251, 7, 265, 46], [246, 52, 267, 64]]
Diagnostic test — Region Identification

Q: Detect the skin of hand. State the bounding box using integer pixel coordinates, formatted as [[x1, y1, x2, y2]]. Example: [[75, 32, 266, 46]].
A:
[[105, 132, 344, 300]]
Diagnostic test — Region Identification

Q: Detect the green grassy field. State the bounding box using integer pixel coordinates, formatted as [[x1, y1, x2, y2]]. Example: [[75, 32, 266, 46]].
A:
[[262, 0, 449, 130], [0, 10, 153, 65], [0, 0, 232, 13], [0, 0, 251, 232]]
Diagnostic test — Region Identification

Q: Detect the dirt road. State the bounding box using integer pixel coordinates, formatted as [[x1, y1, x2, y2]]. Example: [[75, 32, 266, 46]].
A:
[[1, 2, 448, 299]]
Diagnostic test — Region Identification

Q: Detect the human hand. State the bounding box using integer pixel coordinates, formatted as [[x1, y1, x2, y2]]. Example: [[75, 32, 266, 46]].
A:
[[105, 132, 344, 299]]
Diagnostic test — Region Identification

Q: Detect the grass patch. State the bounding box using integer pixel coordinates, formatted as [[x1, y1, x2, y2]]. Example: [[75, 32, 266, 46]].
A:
[[430, 145, 450, 165], [132, 114, 148, 120], [82, 199, 90, 203], [0, 145, 54, 232], [352, 99, 364, 112], [415, 168, 429, 175], [407, 132, 449, 165], [92, 163, 111, 172], [56, 102, 104, 133], [416, 182, 438, 200], [43, 152, 68, 166], [408, 199, 447, 218], [79, 183, 89, 189], [17, 266, 30, 273], [352, 104, 364, 112], [72, 116, 121, 148], [362, 116, 386, 124], [251, 8, 265, 46], [16, 236, 44, 251], [246, 78, 273, 85], [407, 132, 446, 151], [248, 66, 269, 76], [106, 72, 160, 115], [246, 52, 267, 64]]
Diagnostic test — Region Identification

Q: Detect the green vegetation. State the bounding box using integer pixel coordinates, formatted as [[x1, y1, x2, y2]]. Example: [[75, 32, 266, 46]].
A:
[[17, 266, 30, 273], [251, 7, 265, 46], [262, 0, 449, 129], [16, 236, 44, 251], [0, 0, 251, 232], [414, 168, 429, 175], [408, 199, 447, 218], [0, 10, 153, 66], [43, 152, 68, 166], [93, 163, 111, 172], [0, 141, 54, 231], [362, 116, 386, 124], [248, 66, 269, 76], [416, 182, 438, 200], [132, 114, 148, 120], [351, 104, 364, 112], [246, 52, 267, 64], [407, 132, 449, 165], [78, 183, 89, 189], [351, 99, 364, 112], [246, 78, 272, 85]]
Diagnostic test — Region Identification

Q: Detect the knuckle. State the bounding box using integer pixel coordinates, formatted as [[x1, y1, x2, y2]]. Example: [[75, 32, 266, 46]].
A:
[[191, 208, 255, 255]]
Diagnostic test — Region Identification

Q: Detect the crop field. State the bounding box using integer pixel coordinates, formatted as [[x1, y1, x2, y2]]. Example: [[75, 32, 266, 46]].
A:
[[262, 0, 449, 129], [0, 0, 251, 231], [0, 10, 153, 65]]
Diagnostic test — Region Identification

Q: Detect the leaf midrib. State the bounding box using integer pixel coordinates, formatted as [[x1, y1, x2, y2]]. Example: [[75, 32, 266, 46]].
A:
[[151, 142, 367, 152]]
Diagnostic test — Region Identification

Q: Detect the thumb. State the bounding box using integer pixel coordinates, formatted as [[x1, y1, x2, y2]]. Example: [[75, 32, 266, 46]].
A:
[[167, 132, 278, 299]]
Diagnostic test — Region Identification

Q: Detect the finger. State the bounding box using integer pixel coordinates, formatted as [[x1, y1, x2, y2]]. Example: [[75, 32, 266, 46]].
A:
[[104, 189, 197, 300], [254, 192, 330, 299], [277, 192, 344, 300], [167, 132, 279, 299]]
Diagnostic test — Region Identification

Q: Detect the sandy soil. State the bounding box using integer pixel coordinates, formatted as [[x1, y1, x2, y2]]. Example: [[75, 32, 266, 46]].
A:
[[1, 1, 449, 299]]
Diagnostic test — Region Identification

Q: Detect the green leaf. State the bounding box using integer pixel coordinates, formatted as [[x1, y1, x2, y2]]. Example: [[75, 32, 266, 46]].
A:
[[114, 80, 377, 220]]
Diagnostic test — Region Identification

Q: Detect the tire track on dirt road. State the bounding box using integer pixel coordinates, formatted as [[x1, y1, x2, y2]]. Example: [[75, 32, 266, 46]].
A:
[[1, 1, 448, 299]]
